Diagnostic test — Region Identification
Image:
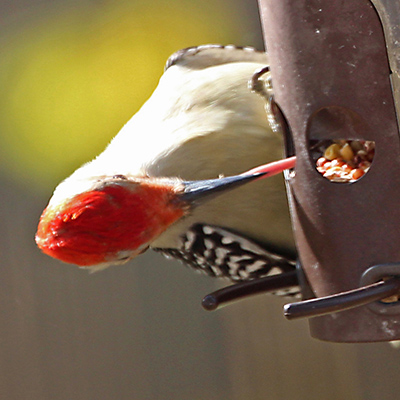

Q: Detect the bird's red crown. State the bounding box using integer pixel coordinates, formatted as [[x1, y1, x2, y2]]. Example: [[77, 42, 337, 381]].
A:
[[35, 180, 185, 268]]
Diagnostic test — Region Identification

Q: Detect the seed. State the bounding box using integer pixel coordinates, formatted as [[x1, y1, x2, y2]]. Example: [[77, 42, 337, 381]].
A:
[[331, 159, 344, 167], [364, 141, 375, 152], [341, 164, 352, 173], [350, 141, 363, 152], [324, 144, 341, 160], [351, 168, 364, 180], [339, 143, 354, 161], [359, 161, 371, 170], [357, 150, 367, 159], [367, 149, 375, 161]]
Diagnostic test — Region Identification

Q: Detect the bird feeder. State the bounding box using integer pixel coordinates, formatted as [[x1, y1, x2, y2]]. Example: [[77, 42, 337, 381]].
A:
[[258, 0, 400, 342]]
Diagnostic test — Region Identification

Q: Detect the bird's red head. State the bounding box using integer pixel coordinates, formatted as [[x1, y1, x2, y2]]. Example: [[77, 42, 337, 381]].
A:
[[36, 156, 295, 269], [35, 179, 186, 268]]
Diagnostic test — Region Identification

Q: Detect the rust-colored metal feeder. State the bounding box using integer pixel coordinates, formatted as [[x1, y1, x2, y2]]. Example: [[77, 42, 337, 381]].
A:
[[257, 0, 400, 342]]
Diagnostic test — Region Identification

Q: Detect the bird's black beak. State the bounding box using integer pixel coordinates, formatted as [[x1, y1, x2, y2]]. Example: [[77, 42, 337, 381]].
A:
[[180, 172, 265, 205], [178, 156, 296, 205]]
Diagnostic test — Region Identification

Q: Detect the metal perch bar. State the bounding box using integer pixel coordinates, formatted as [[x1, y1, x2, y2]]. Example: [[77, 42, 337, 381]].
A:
[[284, 277, 400, 320], [202, 270, 299, 311]]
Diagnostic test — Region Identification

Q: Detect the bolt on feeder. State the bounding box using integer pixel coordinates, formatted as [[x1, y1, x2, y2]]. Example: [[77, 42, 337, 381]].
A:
[[257, 0, 400, 342]]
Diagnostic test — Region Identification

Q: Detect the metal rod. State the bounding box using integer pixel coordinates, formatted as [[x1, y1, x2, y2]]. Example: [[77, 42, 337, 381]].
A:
[[284, 277, 400, 320], [202, 270, 299, 311]]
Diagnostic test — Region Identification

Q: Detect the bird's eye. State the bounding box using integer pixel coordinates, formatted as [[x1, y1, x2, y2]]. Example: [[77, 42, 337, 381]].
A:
[[112, 174, 128, 180]]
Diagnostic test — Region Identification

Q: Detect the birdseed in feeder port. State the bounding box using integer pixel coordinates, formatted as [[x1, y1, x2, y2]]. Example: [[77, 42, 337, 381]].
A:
[[313, 140, 375, 182]]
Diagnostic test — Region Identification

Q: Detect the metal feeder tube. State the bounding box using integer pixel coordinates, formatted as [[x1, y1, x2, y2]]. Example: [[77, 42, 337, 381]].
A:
[[258, 0, 400, 342]]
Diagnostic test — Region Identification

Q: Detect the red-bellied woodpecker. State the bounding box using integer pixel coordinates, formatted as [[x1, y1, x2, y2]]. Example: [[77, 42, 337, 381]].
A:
[[36, 45, 298, 287]]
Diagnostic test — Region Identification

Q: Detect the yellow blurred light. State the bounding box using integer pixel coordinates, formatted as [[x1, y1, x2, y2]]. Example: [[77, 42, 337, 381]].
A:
[[0, 0, 244, 190]]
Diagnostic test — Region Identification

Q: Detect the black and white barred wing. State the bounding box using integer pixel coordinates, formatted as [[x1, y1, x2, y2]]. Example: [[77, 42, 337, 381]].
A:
[[155, 223, 297, 282]]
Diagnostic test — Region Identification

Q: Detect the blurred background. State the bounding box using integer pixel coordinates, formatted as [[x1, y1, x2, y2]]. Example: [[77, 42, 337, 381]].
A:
[[1, 0, 399, 399]]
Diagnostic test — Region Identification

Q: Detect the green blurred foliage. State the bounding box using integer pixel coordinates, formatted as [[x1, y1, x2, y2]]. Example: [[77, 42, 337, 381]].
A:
[[0, 0, 247, 191]]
